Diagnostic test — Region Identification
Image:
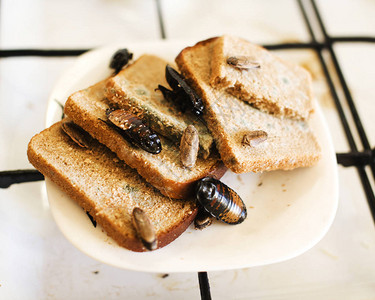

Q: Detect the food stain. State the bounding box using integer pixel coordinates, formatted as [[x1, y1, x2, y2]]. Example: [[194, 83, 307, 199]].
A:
[[320, 248, 338, 260]]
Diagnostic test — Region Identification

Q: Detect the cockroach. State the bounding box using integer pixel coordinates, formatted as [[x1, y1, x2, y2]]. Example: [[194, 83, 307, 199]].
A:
[[132, 207, 157, 251], [194, 208, 213, 230], [195, 177, 247, 225], [61, 120, 92, 148], [106, 108, 162, 154], [227, 56, 261, 70], [180, 125, 199, 169], [109, 48, 133, 74], [164, 65, 204, 117], [242, 130, 268, 147], [157, 84, 179, 104], [157, 84, 190, 114]]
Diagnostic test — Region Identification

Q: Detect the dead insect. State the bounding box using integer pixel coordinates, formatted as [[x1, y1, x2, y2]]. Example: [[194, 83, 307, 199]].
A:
[[156, 84, 187, 112], [180, 125, 199, 169], [61, 120, 92, 148], [242, 130, 268, 147], [132, 207, 157, 251], [106, 108, 162, 154], [194, 209, 213, 230], [156, 84, 180, 105], [196, 177, 247, 225], [162, 65, 204, 117], [109, 48, 133, 74], [227, 56, 261, 70]]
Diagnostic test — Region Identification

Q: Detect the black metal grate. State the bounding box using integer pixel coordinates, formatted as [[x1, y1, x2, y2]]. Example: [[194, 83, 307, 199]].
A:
[[1, 0, 374, 299]]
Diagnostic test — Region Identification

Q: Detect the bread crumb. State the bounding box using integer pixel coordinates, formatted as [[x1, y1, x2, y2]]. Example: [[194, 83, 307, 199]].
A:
[[236, 175, 243, 183]]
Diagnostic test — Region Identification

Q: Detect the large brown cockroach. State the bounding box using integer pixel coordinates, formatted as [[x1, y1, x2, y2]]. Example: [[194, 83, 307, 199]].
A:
[[106, 108, 162, 154], [109, 48, 133, 74], [158, 65, 204, 117], [195, 177, 247, 225]]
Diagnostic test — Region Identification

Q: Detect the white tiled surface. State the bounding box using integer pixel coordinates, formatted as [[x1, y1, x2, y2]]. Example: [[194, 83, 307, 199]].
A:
[[1, 0, 374, 299]]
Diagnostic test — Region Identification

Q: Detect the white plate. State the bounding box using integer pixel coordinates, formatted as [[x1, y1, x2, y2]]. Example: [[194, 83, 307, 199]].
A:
[[45, 40, 338, 273]]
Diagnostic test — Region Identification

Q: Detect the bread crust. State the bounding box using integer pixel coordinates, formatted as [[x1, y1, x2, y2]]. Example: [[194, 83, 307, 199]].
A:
[[27, 122, 199, 252]]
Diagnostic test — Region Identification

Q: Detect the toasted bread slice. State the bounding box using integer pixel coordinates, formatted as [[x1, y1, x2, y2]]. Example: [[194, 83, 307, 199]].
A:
[[64, 80, 225, 199], [209, 35, 314, 120], [27, 121, 198, 252], [105, 54, 214, 158], [176, 38, 321, 173]]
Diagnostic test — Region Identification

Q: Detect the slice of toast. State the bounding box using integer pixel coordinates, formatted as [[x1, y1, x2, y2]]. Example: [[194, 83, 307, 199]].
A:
[[105, 54, 214, 158], [27, 121, 198, 252], [209, 35, 314, 120], [176, 37, 321, 173], [64, 79, 225, 199]]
